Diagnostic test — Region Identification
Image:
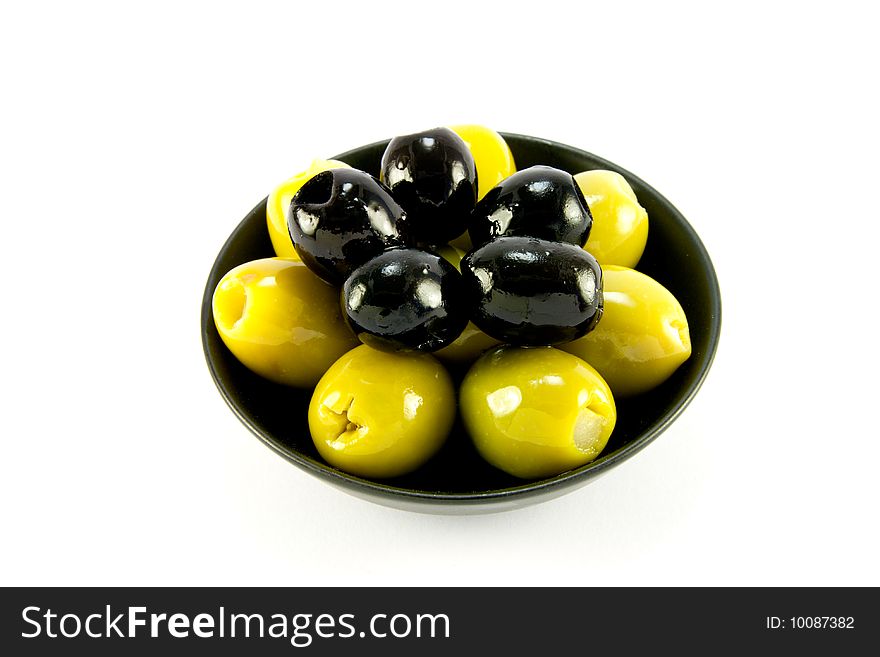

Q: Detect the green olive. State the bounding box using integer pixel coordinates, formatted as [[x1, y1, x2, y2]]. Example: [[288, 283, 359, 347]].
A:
[[308, 345, 455, 478], [448, 124, 516, 200], [434, 247, 501, 367], [448, 231, 473, 253], [212, 257, 359, 387], [461, 346, 616, 479], [433, 244, 465, 271], [560, 266, 691, 397], [429, 246, 503, 366], [447, 124, 516, 253], [575, 169, 648, 268], [433, 321, 502, 365]]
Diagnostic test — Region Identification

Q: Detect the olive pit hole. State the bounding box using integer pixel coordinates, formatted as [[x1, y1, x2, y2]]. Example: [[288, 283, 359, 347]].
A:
[[295, 171, 334, 205]]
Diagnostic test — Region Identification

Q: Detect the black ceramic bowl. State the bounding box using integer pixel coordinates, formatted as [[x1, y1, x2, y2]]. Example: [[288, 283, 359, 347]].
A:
[[201, 134, 721, 514]]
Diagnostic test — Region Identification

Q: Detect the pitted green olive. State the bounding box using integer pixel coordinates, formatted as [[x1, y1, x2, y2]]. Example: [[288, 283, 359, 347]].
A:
[[433, 321, 502, 365], [448, 124, 516, 200], [448, 124, 516, 252], [575, 170, 648, 268], [433, 244, 465, 271], [212, 257, 359, 387], [430, 242, 502, 365], [461, 346, 616, 479], [560, 266, 691, 397], [308, 345, 455, 478]]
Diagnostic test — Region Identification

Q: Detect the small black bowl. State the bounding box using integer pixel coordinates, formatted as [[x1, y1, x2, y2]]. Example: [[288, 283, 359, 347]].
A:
[[201, 134, 721, 514]]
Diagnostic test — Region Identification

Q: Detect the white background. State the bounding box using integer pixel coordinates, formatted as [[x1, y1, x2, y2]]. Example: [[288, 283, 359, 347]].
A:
[[2, 1, 878, 586]]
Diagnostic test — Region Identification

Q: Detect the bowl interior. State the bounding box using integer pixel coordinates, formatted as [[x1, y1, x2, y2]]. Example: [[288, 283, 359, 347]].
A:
[[201, 134, 721, 505]]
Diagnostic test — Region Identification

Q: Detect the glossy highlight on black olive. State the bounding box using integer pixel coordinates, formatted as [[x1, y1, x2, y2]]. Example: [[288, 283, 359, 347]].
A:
[[468, 165, 592, 249], [461, 236, 603, 346], [380, 127, 477, 246], [342, 248, 470, 352], [288, 168, 405, 284]]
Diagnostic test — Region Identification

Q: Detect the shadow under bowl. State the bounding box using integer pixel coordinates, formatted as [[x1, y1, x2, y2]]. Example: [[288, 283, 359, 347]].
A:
[[201, 133, 722, 514]]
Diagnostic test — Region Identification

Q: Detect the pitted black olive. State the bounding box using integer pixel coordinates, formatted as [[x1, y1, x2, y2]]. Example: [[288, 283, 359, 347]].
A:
[[461, 236, 603, 346], [380, 127, 477, 246], [342, 248, 469, 352], [468, 165, 592, 249], [288, 168, 405, 284]]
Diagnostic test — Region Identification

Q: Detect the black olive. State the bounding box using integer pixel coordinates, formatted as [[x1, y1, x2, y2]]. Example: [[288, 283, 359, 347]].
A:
[[342, 248, 469, 352], [380, 127, 477, 246], [288, 168, 406, 285], [461, 236, 603, 346], [468, 165, 592, 249]]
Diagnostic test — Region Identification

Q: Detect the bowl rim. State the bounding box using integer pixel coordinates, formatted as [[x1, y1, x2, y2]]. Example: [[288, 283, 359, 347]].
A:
[[201, 133, 722, 506]]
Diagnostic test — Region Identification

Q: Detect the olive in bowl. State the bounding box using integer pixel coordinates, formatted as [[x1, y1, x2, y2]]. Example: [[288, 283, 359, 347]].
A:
[[201, 133, 721, 514], [309, 345, 456, 479], [342, 247, 469, 353], [287, 168, 405, 285], [461, 346, 617, 479], [561, 266, 692, 397], [468, 165, 592, 249], [575, 169, 649, 268], [447, 124, 517, 252], [266, 159, 350, 259], [461, 236, 603, 346], [380, 127, 477, 246], [448, 124, 516, 201], [212, 257, 359, 387]]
